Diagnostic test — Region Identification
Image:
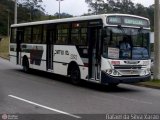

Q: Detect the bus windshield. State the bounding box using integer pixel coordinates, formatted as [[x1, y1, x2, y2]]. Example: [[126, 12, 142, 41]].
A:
[[102, 27, 150, 60]]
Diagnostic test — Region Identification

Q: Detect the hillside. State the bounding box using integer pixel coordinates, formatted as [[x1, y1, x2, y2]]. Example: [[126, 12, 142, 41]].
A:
[[0, 0, 45, 36]]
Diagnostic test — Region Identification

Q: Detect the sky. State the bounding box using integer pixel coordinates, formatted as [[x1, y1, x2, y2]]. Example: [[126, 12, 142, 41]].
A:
[[42, 0, 154, 16]]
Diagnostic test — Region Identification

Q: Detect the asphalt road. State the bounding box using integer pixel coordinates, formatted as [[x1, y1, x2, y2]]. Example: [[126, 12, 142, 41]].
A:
[[0, 58, 160, 120]]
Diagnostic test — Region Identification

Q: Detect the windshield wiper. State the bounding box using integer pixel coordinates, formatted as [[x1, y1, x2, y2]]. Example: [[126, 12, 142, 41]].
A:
[[117, 25, 125, 34], [138, 26, 144, 46], [138, 26, 143, 33]]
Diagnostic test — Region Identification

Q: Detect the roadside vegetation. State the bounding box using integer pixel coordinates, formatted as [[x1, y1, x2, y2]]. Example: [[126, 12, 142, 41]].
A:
[[0, 36, 9, 59], [137, 80, 160, 89], [0, 0, 73, 36]]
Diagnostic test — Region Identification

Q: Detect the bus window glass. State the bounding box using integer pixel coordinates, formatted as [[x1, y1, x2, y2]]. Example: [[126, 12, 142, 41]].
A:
[[11, 28, 17, 43], [42, 25, 47, 44], [32, 25, 42, 44], [103, 27, 150, 60], [24, 27, 31, 43], [71, 28, 80, 45], [81, 28, 87, 45], [71, 22, 87, 45], [56, 24, 69, 44]]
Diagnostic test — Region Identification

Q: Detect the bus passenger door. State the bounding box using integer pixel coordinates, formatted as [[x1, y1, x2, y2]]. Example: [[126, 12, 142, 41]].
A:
[[46, 30, 54, 70], [16, 30, 23, 65], [88, 27, 101, 80]]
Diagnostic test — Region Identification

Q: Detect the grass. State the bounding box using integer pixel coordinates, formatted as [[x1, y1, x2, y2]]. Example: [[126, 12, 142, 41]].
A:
[[138, 79, 160, 89], [145, 79, 160, 85], [0, 36, 9, 59]]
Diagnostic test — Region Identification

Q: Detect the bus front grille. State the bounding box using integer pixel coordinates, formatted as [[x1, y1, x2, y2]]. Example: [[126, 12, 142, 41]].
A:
[[113, 65, 143, 69]]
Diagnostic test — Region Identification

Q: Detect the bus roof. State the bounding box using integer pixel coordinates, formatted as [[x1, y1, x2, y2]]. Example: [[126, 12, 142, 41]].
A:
[[11, 14, 150, 28]]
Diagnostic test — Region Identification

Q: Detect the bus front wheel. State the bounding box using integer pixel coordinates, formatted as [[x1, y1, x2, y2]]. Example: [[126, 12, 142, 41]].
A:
[[108, 83, 119, 87]]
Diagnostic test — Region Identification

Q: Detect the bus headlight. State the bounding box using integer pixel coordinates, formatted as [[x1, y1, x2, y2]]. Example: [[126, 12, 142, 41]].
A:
[[106, 69, 112, 75], [145, 68, 150, 75], [106, 69, 121, 76], [141, 69, 150, 76], [147, 68, 151, 74], [141, 70, 146, 76], [113, 70, 118, 75], [143, 61, 149, 66]]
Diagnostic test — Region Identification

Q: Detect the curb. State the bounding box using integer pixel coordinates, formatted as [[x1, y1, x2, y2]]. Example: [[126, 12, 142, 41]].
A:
[[0, 56, 9, 60], [135, 83, 160, 90]]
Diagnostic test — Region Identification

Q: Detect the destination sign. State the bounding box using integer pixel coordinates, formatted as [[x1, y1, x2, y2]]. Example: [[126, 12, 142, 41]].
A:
[[108, 17, 122, 24], [107, 16, 149, 27]]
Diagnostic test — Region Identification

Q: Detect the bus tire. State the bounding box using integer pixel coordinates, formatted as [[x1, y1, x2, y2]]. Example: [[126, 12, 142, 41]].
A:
[[70, 67, 81, 85], [108, 83, 119, 87], [22, 57, 29, 73]]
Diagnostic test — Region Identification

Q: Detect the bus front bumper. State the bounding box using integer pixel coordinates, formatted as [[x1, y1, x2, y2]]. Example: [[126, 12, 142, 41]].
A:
[[101, 71, 151, 84]]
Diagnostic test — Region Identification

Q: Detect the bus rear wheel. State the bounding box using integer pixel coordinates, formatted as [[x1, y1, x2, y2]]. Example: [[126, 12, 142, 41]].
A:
[[70, 67, 81, 85], [23, 58, 29, 73]]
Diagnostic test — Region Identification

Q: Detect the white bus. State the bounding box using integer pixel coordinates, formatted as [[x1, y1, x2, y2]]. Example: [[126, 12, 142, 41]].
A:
[[10, 14, 151, 86]]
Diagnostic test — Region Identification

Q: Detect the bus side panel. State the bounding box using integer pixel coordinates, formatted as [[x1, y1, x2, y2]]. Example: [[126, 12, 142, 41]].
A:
[[53, 45, 89, 79], [10, 44, 17, 65], [79, 66, 88, 80], [20, 44, 47, 71], [53, 63, 68, 76], [30, 44, 46, 71]]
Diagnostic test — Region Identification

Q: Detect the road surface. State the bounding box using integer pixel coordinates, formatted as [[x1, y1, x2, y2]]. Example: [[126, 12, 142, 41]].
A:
[[0, 58, 160, 120]]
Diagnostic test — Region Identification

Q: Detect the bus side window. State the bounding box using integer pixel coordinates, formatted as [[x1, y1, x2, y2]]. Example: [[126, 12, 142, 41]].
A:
[[24, 27, 32, 43], [32, 25, 43, 44], [42, 25, 47, 44], [11, 28, 17, 43], [56, 24, 69, 45], [71, 23, 87, 45], [71, 28, 80, 44]]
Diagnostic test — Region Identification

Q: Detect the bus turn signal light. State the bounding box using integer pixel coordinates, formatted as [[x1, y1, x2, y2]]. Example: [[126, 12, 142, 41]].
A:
[[111, 61, 120, 65]]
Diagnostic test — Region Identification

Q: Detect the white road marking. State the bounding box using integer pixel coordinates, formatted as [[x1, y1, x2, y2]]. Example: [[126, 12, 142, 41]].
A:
[[8, 95, 81, 119]]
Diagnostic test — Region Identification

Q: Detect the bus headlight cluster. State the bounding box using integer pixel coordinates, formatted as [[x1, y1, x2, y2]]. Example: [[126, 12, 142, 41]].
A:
[[147, 68, 151, 74], [106, 69, 121, 76], [140, 69, 150, 76], [143, 61, 149, 66], [146, 69, 151, 75]]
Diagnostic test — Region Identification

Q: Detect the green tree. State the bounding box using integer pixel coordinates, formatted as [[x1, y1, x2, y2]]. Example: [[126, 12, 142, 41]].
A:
[[0, 0, 14, 35], [54, 12, 73, 18], [85, 0, 154, 30], [85, 0, 136, 14], [134, 4, 148, 17], [20, 0, 45, 22], [0, 0, 46, 35], [147, 5, 154, 31]]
